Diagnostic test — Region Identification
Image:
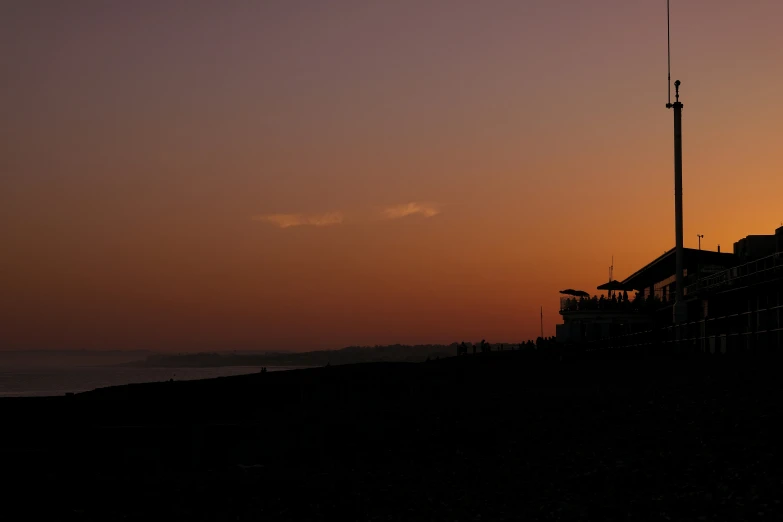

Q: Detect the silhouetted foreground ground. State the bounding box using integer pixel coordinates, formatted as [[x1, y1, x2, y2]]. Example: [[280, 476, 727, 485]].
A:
[[3, 348, 783, 521]]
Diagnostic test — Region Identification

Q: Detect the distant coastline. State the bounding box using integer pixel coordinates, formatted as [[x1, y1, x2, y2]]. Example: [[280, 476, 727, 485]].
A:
[[118, 344, 460, 368]]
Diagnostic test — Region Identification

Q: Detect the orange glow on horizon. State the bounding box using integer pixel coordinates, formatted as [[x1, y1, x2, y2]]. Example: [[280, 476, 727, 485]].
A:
[[2, 1, 783, 351]]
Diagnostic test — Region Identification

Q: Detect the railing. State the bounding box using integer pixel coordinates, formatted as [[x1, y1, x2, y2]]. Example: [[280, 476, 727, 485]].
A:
[[560, 295, 668, 313], [687, 252, 783, 296]]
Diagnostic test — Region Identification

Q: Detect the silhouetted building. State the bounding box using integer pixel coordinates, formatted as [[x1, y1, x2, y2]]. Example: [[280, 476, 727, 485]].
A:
[[734, 234, 777, 263], [620, 247, 735, 304], [557, 283, 654, 343], [558, 225, 783, 352]]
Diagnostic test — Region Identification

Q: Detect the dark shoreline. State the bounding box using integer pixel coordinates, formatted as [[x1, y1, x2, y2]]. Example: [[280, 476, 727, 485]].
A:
[[115, 344, 459, 369], [0, 365, 309, 399], [3, 349, 782, 520]]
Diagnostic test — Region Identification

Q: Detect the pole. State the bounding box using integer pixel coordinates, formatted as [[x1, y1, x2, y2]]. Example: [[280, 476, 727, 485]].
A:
[[540, 306, 544, 339], [668, 80, 687, 324]]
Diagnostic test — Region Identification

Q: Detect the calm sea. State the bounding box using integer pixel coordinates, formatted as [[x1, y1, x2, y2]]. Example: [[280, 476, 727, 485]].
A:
[[0, 353, 303, 397]]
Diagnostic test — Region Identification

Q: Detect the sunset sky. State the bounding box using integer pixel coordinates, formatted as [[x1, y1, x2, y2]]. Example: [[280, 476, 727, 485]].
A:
[[3, 1, 782, 351]]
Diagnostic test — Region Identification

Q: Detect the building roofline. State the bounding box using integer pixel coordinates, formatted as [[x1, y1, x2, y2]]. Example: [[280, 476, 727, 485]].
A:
[[620, 248, 736, 289]]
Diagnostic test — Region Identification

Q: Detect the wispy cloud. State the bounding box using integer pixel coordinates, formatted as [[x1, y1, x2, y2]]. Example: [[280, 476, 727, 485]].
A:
[[254, 203, 440, 228], [382, 202, 440, 220], [253, 212, 344, 229]]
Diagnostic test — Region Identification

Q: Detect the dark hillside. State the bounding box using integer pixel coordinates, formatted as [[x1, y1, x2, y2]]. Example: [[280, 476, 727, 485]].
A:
[[2, 349, 782, 521]]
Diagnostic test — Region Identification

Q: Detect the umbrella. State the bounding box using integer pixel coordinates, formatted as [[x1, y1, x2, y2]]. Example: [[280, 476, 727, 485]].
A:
[[559, 289, 590, 297], [596, 280, 633, 291]]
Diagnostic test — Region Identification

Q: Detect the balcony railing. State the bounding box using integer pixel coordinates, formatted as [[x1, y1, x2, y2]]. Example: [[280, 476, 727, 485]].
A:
[[686, 252, 783, 296], [560, 295, 666, 313]]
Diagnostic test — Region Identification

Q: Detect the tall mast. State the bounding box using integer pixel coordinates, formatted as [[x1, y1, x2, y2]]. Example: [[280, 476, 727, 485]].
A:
[[666, 0, 687, 323]]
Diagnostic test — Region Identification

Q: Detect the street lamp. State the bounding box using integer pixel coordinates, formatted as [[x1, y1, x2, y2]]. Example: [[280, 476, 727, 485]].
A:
[[697, 234, 704, 251]]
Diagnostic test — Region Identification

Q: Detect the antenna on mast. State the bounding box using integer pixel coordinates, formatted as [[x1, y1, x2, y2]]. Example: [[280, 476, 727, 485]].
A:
[[608, 255, 614, 296], [667, 0, 672, 105], [609, 255, 614, 283]]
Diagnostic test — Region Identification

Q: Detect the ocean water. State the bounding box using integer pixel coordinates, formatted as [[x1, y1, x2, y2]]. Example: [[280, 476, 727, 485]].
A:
[[0, 360, 300, 397]]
